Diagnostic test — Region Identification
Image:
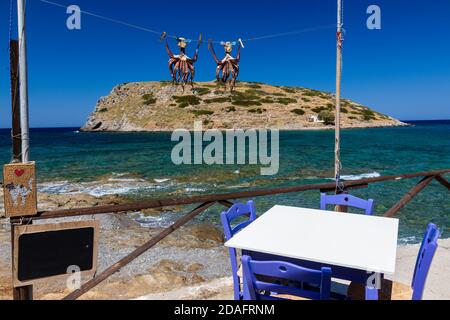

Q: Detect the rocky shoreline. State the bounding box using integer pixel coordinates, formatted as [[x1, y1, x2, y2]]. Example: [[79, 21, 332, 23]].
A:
[[0, 191, 230, 300], [1, 190, 448, 300]]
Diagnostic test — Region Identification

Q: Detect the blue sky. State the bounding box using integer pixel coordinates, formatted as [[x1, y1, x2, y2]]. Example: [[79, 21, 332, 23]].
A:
[[0, 0, 449, 128]]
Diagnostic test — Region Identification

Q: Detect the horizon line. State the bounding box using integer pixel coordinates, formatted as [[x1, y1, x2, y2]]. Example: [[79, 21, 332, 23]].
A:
[[0, 119, 449, 130]]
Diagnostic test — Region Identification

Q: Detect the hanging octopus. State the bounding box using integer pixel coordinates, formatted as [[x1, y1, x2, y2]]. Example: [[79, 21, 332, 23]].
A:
[[162, 32, 202, 92], [208, 39, 243, 92]]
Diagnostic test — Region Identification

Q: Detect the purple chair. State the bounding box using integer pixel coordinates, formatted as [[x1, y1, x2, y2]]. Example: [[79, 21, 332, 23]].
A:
[[320, 193, 375, 215], [349, 223, 440, 300], [242, 255, 332, 300], [411, 223, 440, 300], [221, 201, 257, 300]]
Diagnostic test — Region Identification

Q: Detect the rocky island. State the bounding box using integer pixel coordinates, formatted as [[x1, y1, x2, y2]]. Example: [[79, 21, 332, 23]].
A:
[[81, 81, 406, 132]]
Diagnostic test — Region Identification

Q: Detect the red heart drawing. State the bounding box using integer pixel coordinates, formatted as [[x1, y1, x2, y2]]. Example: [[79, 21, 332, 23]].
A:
[[14, 169, 25, 177]]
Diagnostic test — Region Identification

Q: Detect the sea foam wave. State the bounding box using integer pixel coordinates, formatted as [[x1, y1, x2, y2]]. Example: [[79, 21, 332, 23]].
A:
[[130, 212, 179, 228], [154, 179, 171, 183], [330, 172, 381, 181], [38, 177, 173, 197], [185, 187, 207, 193], [398, 236, 419, 245]]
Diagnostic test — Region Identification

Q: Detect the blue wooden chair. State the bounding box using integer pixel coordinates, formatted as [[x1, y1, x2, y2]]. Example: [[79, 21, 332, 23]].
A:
[[221, 201, 257, 300], [410, 223, 440, 300], [320, 193, 375, 215], [242, 255, 332, 300], [348, 223, 440, 300]]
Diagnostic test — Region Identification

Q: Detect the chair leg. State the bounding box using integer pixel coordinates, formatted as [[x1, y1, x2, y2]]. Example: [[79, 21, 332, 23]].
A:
[[365, 286, 379, 300], [348, 279, 412, 300]]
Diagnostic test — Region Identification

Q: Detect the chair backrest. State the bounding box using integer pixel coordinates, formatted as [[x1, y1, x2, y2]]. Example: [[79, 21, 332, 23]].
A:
[[242, 255, 332, 301], [411, 223, 440, 300], [221, 201, 257, 241], [221, 201, 257, 300], [320, 193, 375, 215]]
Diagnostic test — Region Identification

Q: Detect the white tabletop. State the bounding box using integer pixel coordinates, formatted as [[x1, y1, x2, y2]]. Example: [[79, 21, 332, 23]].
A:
[[225, 205, 399, 274]]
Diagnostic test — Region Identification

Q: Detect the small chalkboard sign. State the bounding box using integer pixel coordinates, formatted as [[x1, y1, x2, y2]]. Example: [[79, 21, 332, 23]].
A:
[[13, 221, 99, 287]]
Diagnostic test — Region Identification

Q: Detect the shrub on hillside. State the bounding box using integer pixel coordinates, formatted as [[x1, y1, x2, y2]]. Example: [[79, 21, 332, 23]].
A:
[[303, 90, 322, 97], [194, 88, 211, 96], [319, 110, 335, 125], [276, 98, 297, 105], [312, 106, 326, 114], [174, 95, 202, 108], [231, 91, 262, 107], [245, 82, 263, 89], [191, 109, 214, 116], [362, 109, 376, 121], [291, 109, 305, 116], [248, 108, 266, 114], [281, 87, 297, 94], [142, 94, 157, 105], [205, 97, 231, 104]]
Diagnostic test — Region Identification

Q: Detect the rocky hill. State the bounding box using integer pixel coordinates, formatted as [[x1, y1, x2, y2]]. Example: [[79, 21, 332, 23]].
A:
[[81, 81, 406, 132]]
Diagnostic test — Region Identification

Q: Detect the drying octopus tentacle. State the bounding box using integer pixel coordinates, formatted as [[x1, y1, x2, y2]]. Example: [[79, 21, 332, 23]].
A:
[[165, 40, 175, 59], [188, 62, 195, 85], [230, 62, 239, 89], [168, 58, 178, 82], [208, 41, 242, 92], [235, 45, 241, 63], [173, 61, 181, 83], [164, 39, 199, 90]]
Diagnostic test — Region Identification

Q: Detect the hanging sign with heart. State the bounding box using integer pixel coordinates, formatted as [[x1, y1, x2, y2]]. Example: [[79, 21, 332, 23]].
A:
[[3, 162, 37, 218], [14, 169, 25, 177]]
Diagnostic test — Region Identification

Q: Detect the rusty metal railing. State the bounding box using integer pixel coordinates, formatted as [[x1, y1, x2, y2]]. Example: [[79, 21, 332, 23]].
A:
[[9, 169, 450, 300]]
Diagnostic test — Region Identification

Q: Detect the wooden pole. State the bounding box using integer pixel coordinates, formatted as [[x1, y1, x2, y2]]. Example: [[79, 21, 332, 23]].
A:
[[335, 0, 347, 212], [11, 219, 33, 300], [9, 40, 21, 162], [384, 176, 435, 218], [10, 39, 31, 300], [335, 0, 343, 184], [63, 201, 215, 300], [11, 0, 33, 301], [17, 0, 30, 163]]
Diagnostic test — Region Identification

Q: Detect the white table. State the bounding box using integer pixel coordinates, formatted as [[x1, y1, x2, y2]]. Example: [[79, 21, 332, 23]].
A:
[[225, 205, 399, 299]]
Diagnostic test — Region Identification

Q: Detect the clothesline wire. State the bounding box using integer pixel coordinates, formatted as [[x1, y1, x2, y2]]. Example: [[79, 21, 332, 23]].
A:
[[243, 24, 336, 42], [40, 0, 177, 38], [9, 0, 14, 41], [39, 0, 336, 44]]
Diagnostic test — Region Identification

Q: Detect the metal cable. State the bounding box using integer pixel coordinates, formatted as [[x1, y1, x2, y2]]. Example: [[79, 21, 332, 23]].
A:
[[39, 0, 177, 39], [39, 0, 334, 45], [243, 24, 336, 42], [9, 0, 14, 40]]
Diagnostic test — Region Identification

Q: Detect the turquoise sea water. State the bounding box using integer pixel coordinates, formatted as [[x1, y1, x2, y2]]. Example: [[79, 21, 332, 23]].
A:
[[0, 121, 448, 243]]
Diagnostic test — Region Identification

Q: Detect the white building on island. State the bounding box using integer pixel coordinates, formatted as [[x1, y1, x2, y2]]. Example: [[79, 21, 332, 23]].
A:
[[308, 115, 324, 123]]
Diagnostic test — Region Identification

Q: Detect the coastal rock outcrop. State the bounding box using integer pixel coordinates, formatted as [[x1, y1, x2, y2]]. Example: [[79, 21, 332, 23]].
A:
[[81, 81, 407, 132]]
